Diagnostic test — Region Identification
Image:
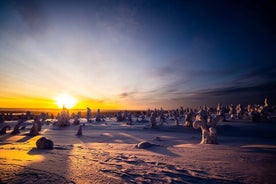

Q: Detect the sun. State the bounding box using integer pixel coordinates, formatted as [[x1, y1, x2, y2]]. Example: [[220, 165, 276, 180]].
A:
[[55, 94, 77, 109]]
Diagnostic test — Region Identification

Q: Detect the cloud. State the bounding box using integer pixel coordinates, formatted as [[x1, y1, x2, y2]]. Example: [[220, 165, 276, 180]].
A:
[[119, 91, 138, 98], [172, 80, 276, 107], [80, 98, 105, 105], [147, 62, 276, 108], [120, 92, 129, 98], [197, 81, 276, 97], [233, 65, 276, 85]]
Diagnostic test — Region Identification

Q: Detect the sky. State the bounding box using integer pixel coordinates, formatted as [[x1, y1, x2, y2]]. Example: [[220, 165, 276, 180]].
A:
[[0, 0, 275, 110]]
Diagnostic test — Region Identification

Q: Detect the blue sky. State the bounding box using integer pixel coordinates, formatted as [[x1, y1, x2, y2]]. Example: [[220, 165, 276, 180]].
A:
[[0, 0, 275, 109]]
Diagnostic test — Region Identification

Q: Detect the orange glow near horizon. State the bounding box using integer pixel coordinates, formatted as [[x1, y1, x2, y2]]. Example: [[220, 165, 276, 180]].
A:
[[0, 96, 56, 109], [0, 94, 129, 110]]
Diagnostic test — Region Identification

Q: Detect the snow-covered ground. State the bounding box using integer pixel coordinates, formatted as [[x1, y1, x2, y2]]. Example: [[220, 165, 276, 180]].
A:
[[1, 119, 276, 183]]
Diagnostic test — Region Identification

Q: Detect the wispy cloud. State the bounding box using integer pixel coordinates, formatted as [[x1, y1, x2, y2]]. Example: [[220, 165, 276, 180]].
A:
[[0, 0, 275, 109]]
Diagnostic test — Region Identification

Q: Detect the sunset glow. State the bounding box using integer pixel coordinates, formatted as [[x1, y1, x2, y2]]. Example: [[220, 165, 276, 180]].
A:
[[0, 0, 275, 109]]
